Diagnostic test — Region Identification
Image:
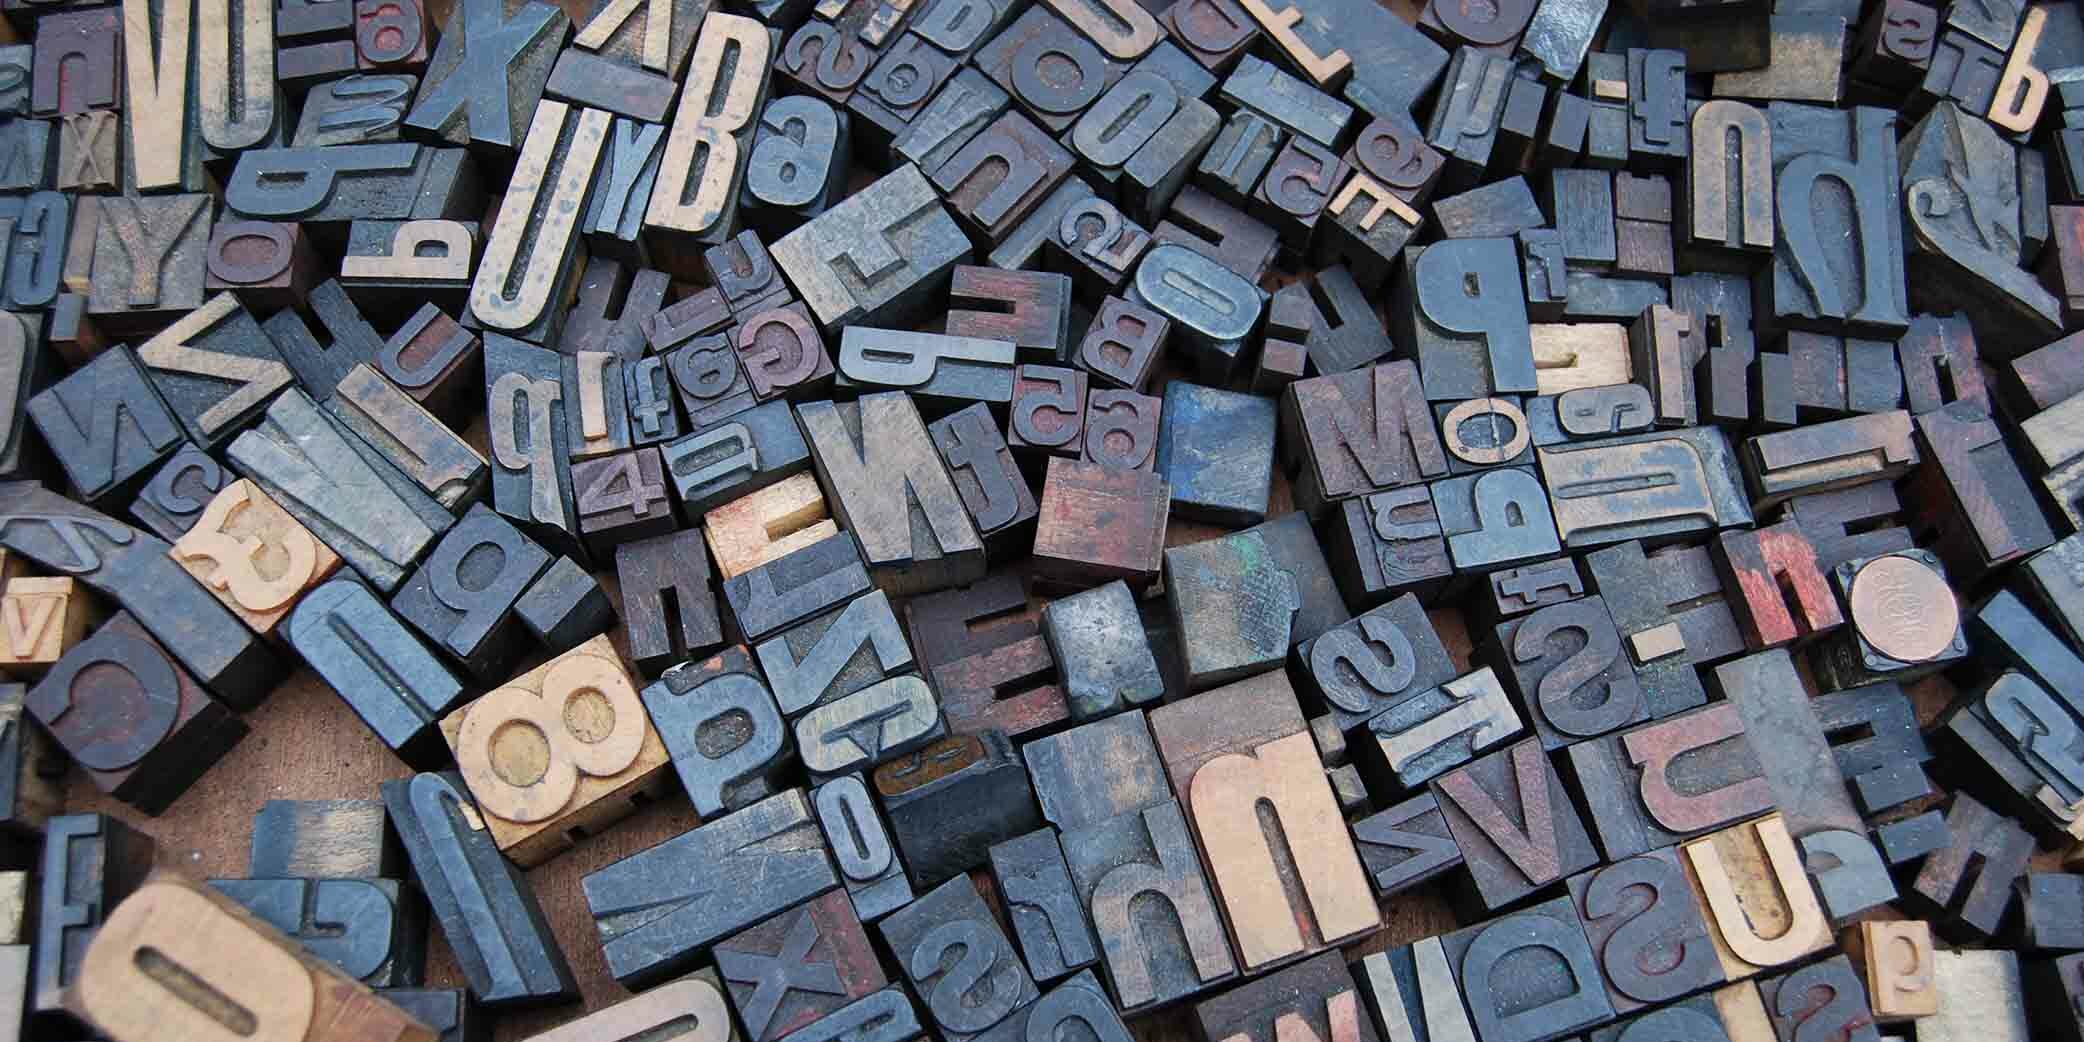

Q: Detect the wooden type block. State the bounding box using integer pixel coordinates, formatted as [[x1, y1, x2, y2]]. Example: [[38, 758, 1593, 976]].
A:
[[1295, 593, 1456, 734], [1198, 108, 1282, 209], [1319, 168, 1425, 293], [1908, 401, 2055, 582], [1432, 177, 1542, 241], [1148, 674, 1376, 970], [1429, 736, 1597, 911], [208, 877, 428, 987], [513, 971, 737, 1042], [794, 674, 943, 780], [2017, 872, 2084, 951], [328, 365, 487, 513], [440, 634, 670, 867], [947, 267, 1073, 365], [1356, 662, 1522, 790], [118, 0, 204, 193], [932, 110, 1075, 242], [86, 193, 210, 336], [63, 874, 437, 1042], [1707, 13, 1849, 104], [1845, 920, 1936, 1021], [467, 102, 607, 345], [1437, 397, 1533, 474], [878, 875, 1039, 1042], [29, 611, 247, 813], [1059, 797, 1236, 1011], [25, 344, 178, 507], [1124, 244, 1260, 384], [2021, 534, 2084, 648], [1566, 700, 1771, 862], [1705, 649, 1859, 839], [1918, 949, 2031, 1042], [717, 889, 884, 1042], [292, 75, 415, 147], [380, 771, 578, 1005], [32, 814, 153, 1023], [1755, 955, 1881, 1042], [835, 328, 1015, 412], [874, 730, 1042, 888], [248, 798, 399, 880], [402, 0, 566, 150], [845, 34, 954, 160], [1021, 710, 1170, 836], [222, 146, 482, 229], [1278, 360, 1444, 519], [1250, 136, 1342, 246], [1900, 108, 2061, 347], [756, 588, 911, 718], [579, 117, 666, 260], [742, 94, 848, 230], [811, 774, 911, 922], [701, 232, 788, 322], [1438, 894, 1613, 1042], [784, 988, 921, 1042], [605, 526, 721, 676], [1422, 47, 1508, 187], [1612, 171, 1674, 277], [511, 555, 611, 653], [1566, 847, 1724, 1015], [1488, 595, 1648, 751], [571, 447, 673, 558], [1148, 381, 1269, 523], [1762, 104, 1907, 336], [205, 221, 322, 315], [926, 402, 1036, 557], [1680, 814, 1832, 980], [1394, 236, 1537, 400], [799, 393, 981, 595], [482, 333, 578, 554], [893, 66, 1008, 174], [989, 828, 1098, 985], [0, 683, 62, 851], [723, 531, 872, 643], [0, 482, 285, 706], [772, 17, 874, 109], [770, 161, 969, 332], [1218, 52, 1346, 148], [1349, 791, 1462, 897], [1161, 0, 1256, 72], [1032, 455, 1166, 590], [1035, 580, 1157, 724], [1684, 99, 1774, 261], [734, 301, 834, 403], [131, 294, 290, 452], [1910, 793, 2034, 940], [0, 192, 69, 315], [1710, 521, 1844, 651], [1895, 312, 1987, 416], [354, 0, 433, 73], [664, 332, 754, 438], [1546, 168, 1616, 267], [1344, 116, 1444, 209], [1190, 952, 1376, 1042], [632, 11, 769, 260], [1009, 365, 1086, 459], [390, 503, 549, 681], [1074, 297, 1167, 393], [339, 220, 477, 319], [1432, 466, 1560, 574], [1160, 530, 1302, 690], [1741, 410, 1918, 508], [562, 262, 669, 365], [170, 478, 342, 636], [260, 282, 388, 405], [56, 109, 120, 194], [1875, 810, 1949, 866], [1324, 485, 1452, 608], [1482, 558, 1582, 623], [31, 8, 120, 117], [1811, 682, 1933, 815], [284, 577, 464, 767], [1352, 939, 1475, 1042], [703, 473, 835, 583], [641, 646, 791, 816]]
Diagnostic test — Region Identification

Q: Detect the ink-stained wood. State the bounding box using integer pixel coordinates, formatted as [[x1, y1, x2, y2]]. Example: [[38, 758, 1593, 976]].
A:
[[794, 674, 943, 780], [1430, 736, 1597, 910], [614, 527, 723, 675], [1075, 296, 1167, 392], [1910, 793, 2035, 940], [1711, 520, 1843, 650], [31, 8, 120, 117], [571, 448, 673, 557], [328, 363, 488, 512], [208, 876, 428, 987], [64, 874, 437, 1042], [1278, 360, 1444, 518], [29, 611, 248, 813], [26, 345, 182, 508], [1742, 410, 1919, 507], [1034, 456, 1168, 591], [1566, 847, 1724, 1015], [800, 393, 983, 595], [404, 0, 567, 151], [247, 798, 398, 880], [1439, 894, 1612, 1042], [135, 294, 291, 451], [758, 588, 911, 719], [1082, 388, 1159, 472], [470, 102, 608, 344], [87, 193, 211, 335], [1756, 955, 1881, 1042], [440, 634, 670, 867], [483, 333, 579, 554], [391, 503, 550, 683], [266, 282, 389, 405], [1565, 701, 1772, 861], [874, 729, 1041, 887], [207, 221, 324, 315], [293, 75, 416, 146], [1848, 920, 1936, 1021], [121, 0, 202, 193], [771, 164, 971, 330], [0, 576, 96, 677], [878, 874, 1039, 1042]]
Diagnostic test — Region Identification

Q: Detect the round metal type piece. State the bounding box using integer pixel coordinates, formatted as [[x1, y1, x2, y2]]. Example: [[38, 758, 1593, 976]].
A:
[[1850, 554, 1958, 663]]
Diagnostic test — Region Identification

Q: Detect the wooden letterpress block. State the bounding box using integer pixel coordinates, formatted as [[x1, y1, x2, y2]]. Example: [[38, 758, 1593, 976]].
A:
[[879, 875, 1039, 1042], [1080, 388, 1159, 472], [209, 877, 429, 987], [1430, 736, 1597, 911], [704, 473, 835, 582], [642, 646, 791, 816], [1761, 104, 1907, 336], [836, 328, 1015, 411], [339, 219, 477, 320], [1023, 710, 1170, 835], [1295, 593, 1456, 733], [1154, 184, 1280, 284], [1432, 465, 1560, 573], [1440, 894, 1613, 1042], [1565, 702, 1772, 862], [1148, 674, 1377, 971], [1126, 244, 1261, 383], [570, 447, 674, 558], [0, 577, 97, 677], [1033, 456, 1167, 590], [327, 363, 487, 513], [1711, 520, 1843, 650], [1846, 920, 1936, 1021], [800, 393, 983, 595], [259, 282, 386, 405], [1811, 682, 1933, 817], [205, 221, 324, 315], [511, 555, 611, 654], [1039, 581, 1161, 721], [288, 578, 464, 767], [1908, 401, 2056, 581], [892, 65, 1008, 174], [31, 8, 120, 117], [1353, 940, 1478, 1042], [1279, 360, 1444, 518], [441, 634, 670, 867], [972, 6, 1122, 135], [1685, 99, 1774, 260], [1394, 236, 1536, 400], [874, 730, 1041, 888], [563, 351, 632, 465], [1681, 814, 1832, 980], [0, 684, 64, 850], [170, 479, 342, 635], [1916, 949, 2030, 1042], [1756, 955, 1882, 1042], [1059, 797, 1235, 1011], [771, 164, 971, 330], [404, 0, 566, 150], [1488, 595, 1648, 750], [1910, 793, 2034, 940], [461, 100, 600, 339], [717, 890, 884, 1042], [1350, 792, 1462, 898], [610, 527, 722, 676], [989, 827, 1098, 985], [28, 344, 180, 508], [794, 674, 943, 781], [742, 94, 848, 229], [1152, 381, 1273, 525], [381, 771, 576, 1005], [1567, 847, 1724, 1015], [1709, 650, 1860, 837], [131, 294, 290, 451], [292, 75, 415, 147], [1742, 410, 1919, 507], [736, 302, 835, 403], [32, 814, 153, 1020], [517, 971, 738, 1042], [64, 874, 434, 1042], [905, 576, 1064, 741], [248, 798, 399, 879], [757, 589, 911, 718], [0, 484, 283, 707], [927, 402, 1037, 558], [811, 774, 910, 922], [1324, 486, 1453, 608], [1161, 529, 1302, 690], [29, 611, 248, 814], [1009, 365, 1087, 458], [481, 332, 578, 552], [1191, 952, 1377, 1042], [947, 267, 1073, 364], [724, 531, 872, 643], [390, 503, 548, 681]]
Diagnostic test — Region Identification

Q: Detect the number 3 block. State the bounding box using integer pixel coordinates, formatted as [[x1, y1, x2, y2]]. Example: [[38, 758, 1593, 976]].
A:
[[441, 633, 672, 866]]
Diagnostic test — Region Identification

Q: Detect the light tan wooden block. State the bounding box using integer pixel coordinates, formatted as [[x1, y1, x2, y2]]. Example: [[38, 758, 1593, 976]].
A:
[[169, 479, 342, 635], [0, 577, 101, 676], [703, 472, 838, 580]]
